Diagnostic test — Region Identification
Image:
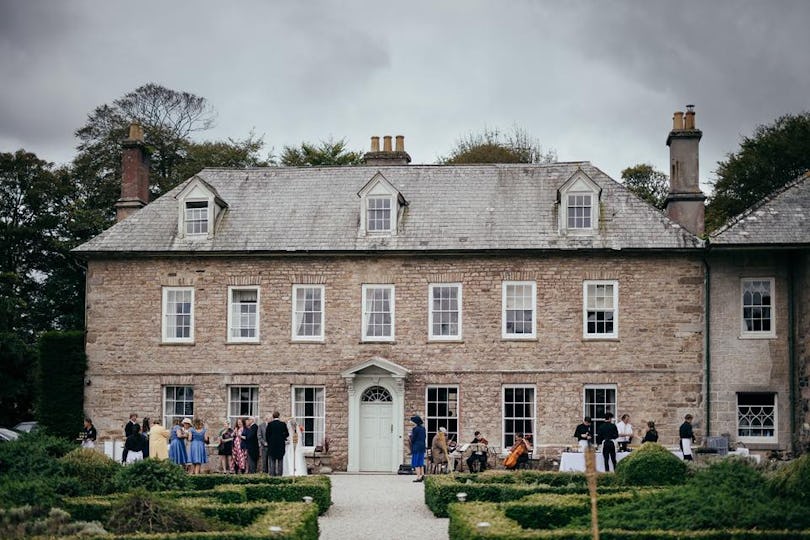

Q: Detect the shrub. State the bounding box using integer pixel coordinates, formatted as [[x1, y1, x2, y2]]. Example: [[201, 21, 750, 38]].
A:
[[112, 458, 190, 492], [58, 448, 120, 495], [0, 506, 106, 539], [0, 478, 61, 509], [0, 430, 74, 478], [769, 453, 810, 501], [106, 489, 213, 534], [616, 443, 687, 486], [35, 331, 87, 439]]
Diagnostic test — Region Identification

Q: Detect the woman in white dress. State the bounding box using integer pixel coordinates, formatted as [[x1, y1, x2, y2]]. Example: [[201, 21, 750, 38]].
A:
[[282, 419, 308, 476]]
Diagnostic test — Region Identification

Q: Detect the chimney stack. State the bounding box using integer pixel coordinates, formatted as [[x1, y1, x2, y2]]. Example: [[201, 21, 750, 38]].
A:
[[115, 122, 151, 222], [363, 134, 412, 166], [665, 105, 705, 236]]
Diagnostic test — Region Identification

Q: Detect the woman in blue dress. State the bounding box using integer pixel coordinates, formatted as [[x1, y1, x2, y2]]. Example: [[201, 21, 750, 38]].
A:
[[189, 418, 209, 474], [168, 417, 190, 467]]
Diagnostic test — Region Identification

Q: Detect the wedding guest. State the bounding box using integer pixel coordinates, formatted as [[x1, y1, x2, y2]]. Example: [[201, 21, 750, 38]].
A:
[[231, 418, 247, 474], [168, 418, 190, 466], [409, 415, 426, 482], [430, 427, 449, 473], [189, 418, 209, 475], [265, 411, 289, 477], [149, 418, 170, 460], [122, 423, 145, 464], [80, 417, 97, 448], [124, 413, 138, 438], [242, 417, 260, 474], [141, 417, 151, 459]]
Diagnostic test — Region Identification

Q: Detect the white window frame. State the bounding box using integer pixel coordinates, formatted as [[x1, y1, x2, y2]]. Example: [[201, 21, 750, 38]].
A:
[[583, 384, 618, 436], [736, 392, 777, 444], [184, 199, 210, 236], [162, 287, 195, 343], [227, 286, 260, 343], [425, 385, 460, 446], [227, 385, 259, 425], [501, 281, 537, 339], [292, 386, 326, 450], [361, 284, 395, 342], [291, 285, 325, 342], [565, 192, 595, 230], [163, 385, 194, 427], [428, 283, 462, 341], [740, 278, 776, 338], [583, 280, 619, 339], [502, 384, 536, 450], [365, 195, 395, 234]]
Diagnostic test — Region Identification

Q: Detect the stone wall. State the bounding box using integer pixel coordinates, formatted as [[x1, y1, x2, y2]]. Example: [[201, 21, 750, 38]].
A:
[[84, 252, 705, 469], [797, 251, 810, 452]]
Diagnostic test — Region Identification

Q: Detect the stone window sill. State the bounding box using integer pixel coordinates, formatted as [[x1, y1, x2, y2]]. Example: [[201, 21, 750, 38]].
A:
[[160, 341, 196, 346]]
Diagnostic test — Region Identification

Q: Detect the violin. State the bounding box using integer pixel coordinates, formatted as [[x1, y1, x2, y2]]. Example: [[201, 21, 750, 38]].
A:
[[503, 436, 529, 469]]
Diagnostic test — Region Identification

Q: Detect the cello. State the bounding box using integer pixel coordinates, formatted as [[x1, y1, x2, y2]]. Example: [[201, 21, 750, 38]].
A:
[[504, 434, 530, 469]]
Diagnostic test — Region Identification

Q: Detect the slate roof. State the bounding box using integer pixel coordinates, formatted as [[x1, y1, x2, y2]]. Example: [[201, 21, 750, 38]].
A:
[[73, 162, 702, 256], [711, 172, 810, 246]]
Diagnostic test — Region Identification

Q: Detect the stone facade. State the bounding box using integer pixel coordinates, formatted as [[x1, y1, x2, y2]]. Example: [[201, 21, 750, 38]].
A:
[[84, 252, 705, 470]]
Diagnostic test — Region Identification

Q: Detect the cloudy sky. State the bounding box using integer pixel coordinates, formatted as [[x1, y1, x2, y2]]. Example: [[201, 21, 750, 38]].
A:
[[1, 0, 808, 191]]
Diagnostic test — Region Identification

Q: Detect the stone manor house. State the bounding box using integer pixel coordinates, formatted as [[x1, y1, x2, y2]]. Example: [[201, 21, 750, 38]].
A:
[[74, 108, 809, 471]]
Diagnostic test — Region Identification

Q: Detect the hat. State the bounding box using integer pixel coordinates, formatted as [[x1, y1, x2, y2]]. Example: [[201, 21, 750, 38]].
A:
[[439, 427, 447, 433], [410, 415, 423, 425], [181, 418, 192, 425]]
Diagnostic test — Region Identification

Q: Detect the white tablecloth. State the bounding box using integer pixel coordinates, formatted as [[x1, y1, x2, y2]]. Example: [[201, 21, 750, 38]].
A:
[[559, 451, 632, 472]]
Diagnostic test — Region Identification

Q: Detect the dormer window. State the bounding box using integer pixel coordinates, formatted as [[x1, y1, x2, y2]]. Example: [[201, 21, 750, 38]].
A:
[[184, 201, 209, 235], [357, 172, 407, 236], [558, 170, 601, 234], [175, 176, 228, 240]]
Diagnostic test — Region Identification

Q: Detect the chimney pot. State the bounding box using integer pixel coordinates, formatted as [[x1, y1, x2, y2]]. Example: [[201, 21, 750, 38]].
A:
[[395, 135, 404, 152], [383, 136, 392, 152], [684, 105, 696, 130], [128, 122, 144, 141], [673, 111, 684, 131], [371, 136, 380, 152]]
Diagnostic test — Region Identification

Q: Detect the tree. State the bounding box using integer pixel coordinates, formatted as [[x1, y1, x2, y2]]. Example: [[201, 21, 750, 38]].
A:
[[706, 112, 810, 231], [173, 134, 270, 183], [620, 163, 669, 209], [440, 126, 556, 164], [279, 138, 363, 166], [36, 331, 87, 439]]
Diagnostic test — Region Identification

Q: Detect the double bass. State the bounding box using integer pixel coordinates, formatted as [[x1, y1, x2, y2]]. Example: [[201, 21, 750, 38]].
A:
[[504, 434, 530, 469]]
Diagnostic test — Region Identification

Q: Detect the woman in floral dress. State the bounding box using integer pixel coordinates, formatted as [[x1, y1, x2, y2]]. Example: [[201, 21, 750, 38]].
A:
[[230, 417, 246, 474]]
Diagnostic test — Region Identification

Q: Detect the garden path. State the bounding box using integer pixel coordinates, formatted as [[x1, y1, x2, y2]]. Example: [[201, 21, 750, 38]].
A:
[[319, 474, 448, 540]]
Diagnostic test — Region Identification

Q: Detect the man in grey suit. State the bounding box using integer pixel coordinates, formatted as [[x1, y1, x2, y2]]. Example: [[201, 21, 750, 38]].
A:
[[258, 414, 272, 473]]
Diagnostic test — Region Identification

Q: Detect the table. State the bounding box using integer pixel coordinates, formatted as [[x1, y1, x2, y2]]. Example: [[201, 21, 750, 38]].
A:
[[559, 451, 632, 472]]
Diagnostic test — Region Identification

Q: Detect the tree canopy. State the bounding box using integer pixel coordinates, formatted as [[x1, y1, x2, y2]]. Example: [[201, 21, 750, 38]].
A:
[[620, 163, 669, 209], [706, 112, 810, 231], [279, 138, 363, 166], [440, 126, 556, 164]]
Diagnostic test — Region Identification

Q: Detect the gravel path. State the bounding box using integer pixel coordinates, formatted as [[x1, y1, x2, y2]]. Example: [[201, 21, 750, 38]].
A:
[[319, 474, 449, 540]]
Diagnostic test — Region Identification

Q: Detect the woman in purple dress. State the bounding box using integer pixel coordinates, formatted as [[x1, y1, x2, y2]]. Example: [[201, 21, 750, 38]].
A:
[[168, 418, 190, 467], [189, 418, 209, 474]]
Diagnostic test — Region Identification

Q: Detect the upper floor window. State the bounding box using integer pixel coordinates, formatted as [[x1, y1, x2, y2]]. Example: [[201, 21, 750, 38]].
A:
[[228, 287, 259, 343], [292, 285, 325, 341], [737, 392, 776, 443], [367, 196, 393, 232], [583, 280, 618, 339], [502, 281, 536, 339], [184, 200, 209, 235], [558, 170, 601, 233], [741, 278, 775, 338], [162, 287, 194, 343], [362, 284, 395, 341], [429, 283, 462, 340], [357, 173, 407, 236]]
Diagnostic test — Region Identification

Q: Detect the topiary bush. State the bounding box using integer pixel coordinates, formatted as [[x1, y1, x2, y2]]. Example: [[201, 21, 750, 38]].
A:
[[112, 458, 190, 492], [58, 448, 121, 495], [105, 489, 213, 534], [769, 453, 810, 501], [616, 443, 687, 486]]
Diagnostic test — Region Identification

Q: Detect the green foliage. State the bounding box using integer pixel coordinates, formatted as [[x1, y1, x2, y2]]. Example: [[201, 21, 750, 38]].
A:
[[706, 112, 810, 231], [621, 163, 669, 209], [279, 138, 363, 166], [616, 443, 687, 486], [0, 478, 62, 509], [35, 331, 86, 439], [0, 506, 106, 539], [441, 126, 556, 164], [106, 489, 212, 534], [769, 454, 810, 501], [58, 447, 120, 495], [112, 457, 190, 492], [0, 333, 35, 426], [0, 430, 74, 478], [185, 474, 331, 515], [174, 134, 269, 181]]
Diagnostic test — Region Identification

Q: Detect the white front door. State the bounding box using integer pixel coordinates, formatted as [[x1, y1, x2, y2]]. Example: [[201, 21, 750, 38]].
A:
[[359, 385, 394, 471]]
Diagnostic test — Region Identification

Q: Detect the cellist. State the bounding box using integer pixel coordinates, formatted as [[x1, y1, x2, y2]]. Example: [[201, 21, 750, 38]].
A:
[[504, 432, 532, 469]]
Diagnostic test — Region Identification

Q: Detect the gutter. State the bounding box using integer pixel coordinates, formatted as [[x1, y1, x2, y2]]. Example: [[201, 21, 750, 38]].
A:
[[703, 253, 712, 438]]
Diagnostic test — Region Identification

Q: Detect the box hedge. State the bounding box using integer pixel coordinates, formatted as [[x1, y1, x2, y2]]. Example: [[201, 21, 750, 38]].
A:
[[58, 447, 121, 495], [185, 474, 331, 515], [615, 443, 687, 486]]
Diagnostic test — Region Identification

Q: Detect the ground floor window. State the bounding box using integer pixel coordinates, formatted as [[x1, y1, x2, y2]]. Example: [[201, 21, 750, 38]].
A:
[[293, 386, 325, 448], [164, 385, 194, 426], [503, 385, 535, 448], [737, 392, 776, 443], [583, 384, 617, 435], [426, 386, 459, 446], [228, 386, 259, 425]]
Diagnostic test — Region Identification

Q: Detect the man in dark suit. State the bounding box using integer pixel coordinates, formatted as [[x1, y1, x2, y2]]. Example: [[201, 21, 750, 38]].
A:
[[243, 417, 260, 473], [124, 413, 138, 438], [265, 411, 289, 476], [597, 412, 619, 472], [258, 414, 271, 474]]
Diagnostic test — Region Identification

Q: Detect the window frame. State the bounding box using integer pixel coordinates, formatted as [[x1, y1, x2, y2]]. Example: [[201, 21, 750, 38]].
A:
[[582, 280, 619, 339], [227, 286, 260, 343], [291, 386, 326, 450], [183, 198, 210, 236], [227, 385, 259, 425], [291, 285, 325, 342], [736, 392, 777, 444], [428, 283, 463, 341], [565, 192, 595, 230], [161, 287, 195, 343], [740, 278, 776, 338], [361, 284, 396, 342], [583, 384, 618, 436], [425, 385, 460, 447], [163, 385, 194, 427], [502, 384, 536, 450], [501, 281, 537, 340]]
